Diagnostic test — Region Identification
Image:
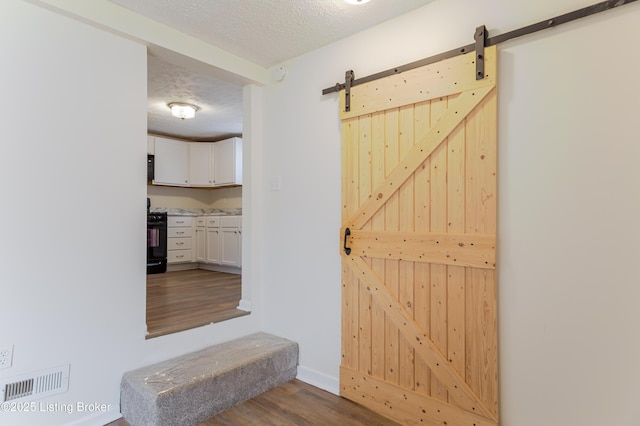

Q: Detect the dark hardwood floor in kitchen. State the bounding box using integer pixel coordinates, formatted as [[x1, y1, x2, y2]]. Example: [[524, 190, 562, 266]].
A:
[[106, 379, 399, 426], [146, 269, 248, 339]]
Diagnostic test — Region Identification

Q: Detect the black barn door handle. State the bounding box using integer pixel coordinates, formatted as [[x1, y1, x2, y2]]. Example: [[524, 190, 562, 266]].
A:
[[343, 228, 351, 255]]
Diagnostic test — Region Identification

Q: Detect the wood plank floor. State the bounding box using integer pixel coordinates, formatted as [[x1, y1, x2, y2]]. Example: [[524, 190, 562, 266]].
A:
[[146, 269, 248, 339], [106, 379, 399, 426]]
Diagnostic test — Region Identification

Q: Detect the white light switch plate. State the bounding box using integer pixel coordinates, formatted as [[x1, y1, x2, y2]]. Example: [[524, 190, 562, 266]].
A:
[[269, 176, 281, 191]]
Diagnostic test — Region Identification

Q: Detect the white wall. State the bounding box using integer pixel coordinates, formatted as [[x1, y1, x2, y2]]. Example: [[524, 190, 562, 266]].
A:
[[5, 1, 639, 425], [259, 1, 640, 425], [0, 2, 260, 425]]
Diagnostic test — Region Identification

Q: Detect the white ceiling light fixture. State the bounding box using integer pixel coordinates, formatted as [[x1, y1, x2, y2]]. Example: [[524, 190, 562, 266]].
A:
[[168, 102, 198, 120], [344, 0, 371, 4]]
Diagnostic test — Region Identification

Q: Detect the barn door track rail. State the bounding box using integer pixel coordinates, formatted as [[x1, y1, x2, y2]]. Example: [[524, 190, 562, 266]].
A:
[[323, 0, 637, 111]]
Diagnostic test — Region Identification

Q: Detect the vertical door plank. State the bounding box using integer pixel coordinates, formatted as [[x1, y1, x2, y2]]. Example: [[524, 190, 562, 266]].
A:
[[342, 118, 360, 220], [358, 277, 372, 376], [466, 269, 498, 417], [384, 108, 400, 385], [384, 267, 399, 385], [370, 111, 387, 380], [429, 97, 449, 402], [398, 105, 416, 389], [341, 118, 360, 372], [465, 90, 498, 417], [342, 267, 359, 372], [413, 100, 432, 396], [465, 92, 496, 235], [358, 115, 373, 376], [447, 121, 467, 384]]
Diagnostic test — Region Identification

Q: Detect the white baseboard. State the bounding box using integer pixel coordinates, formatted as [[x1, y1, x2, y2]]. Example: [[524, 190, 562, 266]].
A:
[[237, 299, 252, 312], [64, 411, 121, 426], [166, 263, 242, 274], [296, 365, 339, 396], [197, 264, 241, 274]]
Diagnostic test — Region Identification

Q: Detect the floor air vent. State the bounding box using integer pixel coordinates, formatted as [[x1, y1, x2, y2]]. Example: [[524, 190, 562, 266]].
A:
[[1, 365, 69, 403]]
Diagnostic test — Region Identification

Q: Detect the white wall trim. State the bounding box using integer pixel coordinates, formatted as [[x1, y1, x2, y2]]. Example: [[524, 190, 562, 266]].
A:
[[296, 365, 340, 396], [197, 264, 241, 275], [63, 411, 122, 426], [241, 84, 263, 321]]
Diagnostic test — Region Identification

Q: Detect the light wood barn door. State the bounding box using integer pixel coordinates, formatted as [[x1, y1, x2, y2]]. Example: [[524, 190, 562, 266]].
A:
[[340, 46, 498, 426]]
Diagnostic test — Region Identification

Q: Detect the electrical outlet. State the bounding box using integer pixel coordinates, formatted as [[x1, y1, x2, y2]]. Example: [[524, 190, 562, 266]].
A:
[[0, 345, 13, 370]]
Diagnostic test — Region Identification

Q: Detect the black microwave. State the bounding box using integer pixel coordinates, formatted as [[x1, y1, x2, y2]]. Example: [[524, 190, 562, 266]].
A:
[[147, 154, 154, 182]]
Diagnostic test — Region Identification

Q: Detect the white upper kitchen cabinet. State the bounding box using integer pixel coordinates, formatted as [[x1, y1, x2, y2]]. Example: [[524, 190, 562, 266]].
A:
[[150, 136, 242, 188], [213, 137, 242, 186], [153, 137, 188, 186], [188, 142, 214, 186]]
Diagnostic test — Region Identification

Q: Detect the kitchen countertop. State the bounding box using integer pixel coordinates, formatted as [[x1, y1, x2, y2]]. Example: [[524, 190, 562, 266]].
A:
[[149, 207, 242, 216]]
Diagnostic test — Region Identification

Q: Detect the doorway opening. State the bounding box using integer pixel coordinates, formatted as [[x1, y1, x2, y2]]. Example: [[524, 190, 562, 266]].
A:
[[145, 52, 251, 338]]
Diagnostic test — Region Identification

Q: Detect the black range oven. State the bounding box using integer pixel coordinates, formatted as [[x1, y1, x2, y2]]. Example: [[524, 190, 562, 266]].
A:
[[147, 212, 167, 274]]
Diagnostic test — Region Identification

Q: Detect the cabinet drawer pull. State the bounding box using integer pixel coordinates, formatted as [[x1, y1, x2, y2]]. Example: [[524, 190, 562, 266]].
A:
[[176, 231, 185, 235], [176, 242, 184, 246]]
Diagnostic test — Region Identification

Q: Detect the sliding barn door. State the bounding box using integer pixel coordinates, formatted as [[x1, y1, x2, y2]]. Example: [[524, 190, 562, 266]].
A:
[[340, 46, 498, 425]]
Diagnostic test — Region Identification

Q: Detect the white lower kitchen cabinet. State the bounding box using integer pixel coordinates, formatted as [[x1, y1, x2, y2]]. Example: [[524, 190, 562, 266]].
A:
[[205, 229, 221, 264], [195, 217, 206, 263], [163, 214, 241, 270], [205, 216, 221, 264], [200, 215, 241, 269], [167, 216, 194, 264], [219, 216, 242, 268]]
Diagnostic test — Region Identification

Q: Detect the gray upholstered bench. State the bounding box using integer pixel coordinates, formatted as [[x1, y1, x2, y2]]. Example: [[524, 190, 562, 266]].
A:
[[120, 332, 299, 426]]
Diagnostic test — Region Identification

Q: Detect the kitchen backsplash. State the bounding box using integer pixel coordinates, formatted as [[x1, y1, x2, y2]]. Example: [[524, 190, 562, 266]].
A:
[[147, 185, 242, 210]]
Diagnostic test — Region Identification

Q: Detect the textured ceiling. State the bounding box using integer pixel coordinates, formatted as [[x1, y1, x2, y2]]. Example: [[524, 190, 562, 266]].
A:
[[112, 0, 435, 68], [147, 53, 243, 141], [108, 0, 435, 140]]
